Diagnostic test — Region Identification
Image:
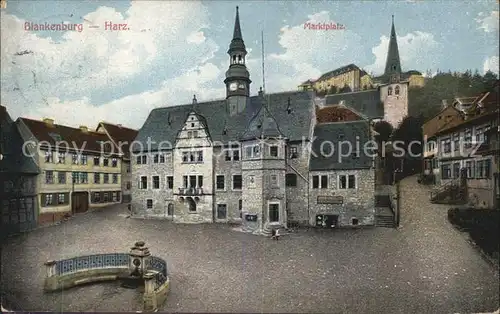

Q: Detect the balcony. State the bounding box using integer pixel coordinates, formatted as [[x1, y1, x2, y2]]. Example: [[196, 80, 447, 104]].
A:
[[178, 187, 204, 196]]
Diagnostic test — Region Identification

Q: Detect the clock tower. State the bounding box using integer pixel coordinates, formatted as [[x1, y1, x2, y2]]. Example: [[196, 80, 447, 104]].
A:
[[224, 6, 251, 116]]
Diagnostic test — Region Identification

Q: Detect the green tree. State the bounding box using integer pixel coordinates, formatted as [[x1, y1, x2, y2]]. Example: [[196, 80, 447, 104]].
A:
[[373, 120, 393, 143]]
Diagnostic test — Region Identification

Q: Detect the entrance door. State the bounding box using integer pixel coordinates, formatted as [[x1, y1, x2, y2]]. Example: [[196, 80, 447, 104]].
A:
[[72, 192, 89, 214], [324, 215, 339, 228]]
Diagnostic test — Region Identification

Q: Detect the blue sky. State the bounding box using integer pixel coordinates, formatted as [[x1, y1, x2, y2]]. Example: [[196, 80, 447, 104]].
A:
[[1, 0, 498, 129]]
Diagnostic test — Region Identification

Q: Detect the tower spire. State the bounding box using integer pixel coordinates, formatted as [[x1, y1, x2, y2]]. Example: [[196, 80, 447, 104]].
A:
[[233, 6, 242, 40], [384, 14, 402, 81]]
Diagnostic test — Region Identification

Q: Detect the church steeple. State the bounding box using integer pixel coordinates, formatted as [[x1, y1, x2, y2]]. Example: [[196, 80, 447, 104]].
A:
[[384, 15, 402, 82], [224, 6, 251, 114]]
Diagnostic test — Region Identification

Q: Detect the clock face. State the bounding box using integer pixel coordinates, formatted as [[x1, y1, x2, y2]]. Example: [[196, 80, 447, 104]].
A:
[[229, 83, 237, 91], [238, 83, 245, 90]]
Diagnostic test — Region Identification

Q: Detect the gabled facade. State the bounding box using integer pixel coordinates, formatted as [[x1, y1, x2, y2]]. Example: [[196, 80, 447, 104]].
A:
[[130, 7, 377, 234], [16, 117, 123, 224], [96, 122, 138, 204]]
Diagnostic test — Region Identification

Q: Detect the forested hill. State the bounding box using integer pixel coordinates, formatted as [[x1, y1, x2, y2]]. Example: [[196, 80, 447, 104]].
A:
[[408, 70, 499, 120]]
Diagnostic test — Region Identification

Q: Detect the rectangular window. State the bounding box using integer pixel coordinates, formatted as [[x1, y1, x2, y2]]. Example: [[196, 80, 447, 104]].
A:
[[476, 160, 491, 179], [320, 175, 328, 189], [80, 172, 88, 184], [93, 192, 100, 203], [103, 158, 109, 167], [239, 199, 242, 218], [112, 192, 118, 202], [453, 133, 460, 151], [245, 145, 261, 158], [167, 176, 174, 189], [289, 146, 298, 159], [112, 174, 118, 184], [72, 153, 78, 164], [183, 176, 188, 188], [154, 154, 159, 163], [216, 175, 225, 190], [193, 130, 199, 138], [58, 193, 65, 204], [153, 176, 160, 189], [233, 175, 242, 190], [112, 158, 117, 167], [182, 152, 189, 162], [140, 176, 147, 189], [466, 161, 475, 178], [225, 150, 231, 161], [136, 155, 142, 164], [103, 192, 109, 202], [45, 151, 54, 163], [217, 204, 227, 219], [453, 163, 461, 178], [126, 182, 131, 190], [57, 171, 66, 184], [312, 175, 328, 189], [187, 131, 193, 138], [269, 203, 279, 222], [80, 155, 88, 165], [159, 154, 165, 163], [464, 129, 472, 148], [189, 175, 197, 188], [126, 164, 131, 173], [44, 194, 53, 206], [348, 175, 356, 189], [286, 173, 297, 187], [141, 155, 147, 164], [198, 175, 203, 188], [312, 175, 319, 189], [233, 149, 240, 161], [45, 171, 54, 184], [339, 175, 347, 189], [270, 146, 278, 157], [197, 151, 203, 162], [103, 173, 109, 184], [58, 152, 66, 164], [94, 157, 100, 166], [94, 173, 100, 184], [441, 164, 452, 179]]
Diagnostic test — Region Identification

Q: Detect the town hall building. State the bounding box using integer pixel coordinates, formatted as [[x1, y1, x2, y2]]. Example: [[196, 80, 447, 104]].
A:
[[131, 7, 385, 234]]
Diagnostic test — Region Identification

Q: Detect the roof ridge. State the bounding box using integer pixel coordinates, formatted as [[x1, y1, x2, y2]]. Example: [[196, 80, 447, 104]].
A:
[[100, 121, 137, 131]]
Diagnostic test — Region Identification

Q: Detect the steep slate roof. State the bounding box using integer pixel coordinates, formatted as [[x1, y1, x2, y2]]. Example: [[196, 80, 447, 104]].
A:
[[0, 106, 39, 174], [384, 16, 402, 77], [134, 91, 316, 152], [19, 118, 117, 154], [98, 122, 138, 158], [309, 120, 373, 171], [325, 89, 383, 119], [241, 100, 284, 140], [317, 63, 363, 81], [316, 105, 367, 123]]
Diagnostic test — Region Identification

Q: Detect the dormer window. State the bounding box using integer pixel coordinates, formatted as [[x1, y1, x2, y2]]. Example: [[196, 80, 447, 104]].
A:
[[388, 87, 393, 95], [395, 85, 400, 95]]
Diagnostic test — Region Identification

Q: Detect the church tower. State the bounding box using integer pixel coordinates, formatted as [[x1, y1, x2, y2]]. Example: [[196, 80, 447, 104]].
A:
[[384, 15, 402, 83], [224, 6, 251, 116]]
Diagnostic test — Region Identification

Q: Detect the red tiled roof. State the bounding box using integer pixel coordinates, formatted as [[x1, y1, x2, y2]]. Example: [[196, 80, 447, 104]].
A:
[[98, 122, 138, 158], [316, 105, 364, 124], [19, 118, 117, 155]]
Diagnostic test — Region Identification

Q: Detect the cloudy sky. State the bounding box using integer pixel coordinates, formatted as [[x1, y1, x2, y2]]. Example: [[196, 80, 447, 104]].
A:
[[1, 0, 498, 129]]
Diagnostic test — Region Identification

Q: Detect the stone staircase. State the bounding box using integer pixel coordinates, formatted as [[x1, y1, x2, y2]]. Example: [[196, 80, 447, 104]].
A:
[[430, 179, 467, 205], [375, 214, 396, 228]]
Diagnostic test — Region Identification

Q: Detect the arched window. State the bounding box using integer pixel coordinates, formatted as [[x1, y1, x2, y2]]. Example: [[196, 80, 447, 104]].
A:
[[388, 87, 393, 95], [395, 85, 400, 95], [232, 55, 236, 64], [238, 55, 242, 63]]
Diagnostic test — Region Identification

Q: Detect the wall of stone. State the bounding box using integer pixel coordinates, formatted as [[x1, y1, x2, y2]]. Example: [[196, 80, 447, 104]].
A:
[[286, 141, 310, 225], [308, 168, 375, 227], [213, 146, 242, 223], [380, 82, 408, 128], [131, 151, 174, 218]]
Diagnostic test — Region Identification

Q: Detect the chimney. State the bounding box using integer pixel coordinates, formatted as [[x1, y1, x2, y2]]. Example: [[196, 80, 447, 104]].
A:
[[339, 100, 345, 106], [258, 87, 263, 97], [79, 125, 88, 132], [43, 118, 54, 126], [442, 99, 448, 108], [116, 124, 122, 128]]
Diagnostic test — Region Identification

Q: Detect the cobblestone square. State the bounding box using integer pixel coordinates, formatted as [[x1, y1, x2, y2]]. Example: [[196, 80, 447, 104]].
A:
[[1, 177, 499, 313]]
